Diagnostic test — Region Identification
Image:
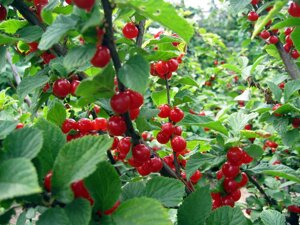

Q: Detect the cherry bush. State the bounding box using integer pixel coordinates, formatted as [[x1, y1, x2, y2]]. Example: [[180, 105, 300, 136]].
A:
[[0, 0, 299, 224]]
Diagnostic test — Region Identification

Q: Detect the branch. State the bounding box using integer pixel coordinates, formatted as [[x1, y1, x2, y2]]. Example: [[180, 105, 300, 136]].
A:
[[136, 20, 146, 47]]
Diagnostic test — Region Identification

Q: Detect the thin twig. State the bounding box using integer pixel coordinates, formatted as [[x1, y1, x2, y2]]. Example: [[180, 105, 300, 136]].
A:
[[136, 20, 146, 47]]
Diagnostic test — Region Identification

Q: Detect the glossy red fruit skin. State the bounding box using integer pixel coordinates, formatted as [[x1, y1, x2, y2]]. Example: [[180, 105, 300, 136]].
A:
[[167, 59, 179, 72], [132, 144, 151, 163], [156, 131, 170, 144], [104, 201, 120, 215], [260, 30, 270, 39], [52, 79, 71, 98], [70, 80, 80, 96], [288, 2, 300, 17], [173, 126, 183, 136], [285, 35, 294, 46], [291, 49, 300, 59], [169, 107, 184, 123], [151, 157, 163, 172], [171, 136, 187, 153], [41, 52, 56, 64], [292, 118, 300, 128], [65, 0, 72, 4], [223, 178, 239, 193], [244, 124, 252, 130], [77, 118, 93, 132], [251, 0, 260, 5], [28, 42, 39, 53], [107, 116, 127, 136], [155, 61, 169, 76], [222, 195, 235, 207], [94, 118, 107, 131], [284, 27, 294, 36], [265, 140, 278, 148], [161, 122, 174, 136], [91, 46, 111, 68], [190, 170, 202, 184], [16, 123, 24, 129], [238, 172, 249, 187], [216, 170, 223, 180], [230, 189, 241, 202], [137, 165, 151, 176], [94, 105, 101, 114], [71, 180, 94, 205], [283, 43, 291, 53], [248, 11, 259, 21], [158, 104, 171, 118], [117, 137, 131, 154], [242, 151, 253, 164], [73, 0, 95, 11], [227, 147, 244, 166], [126, 89, 144, 109], [129, 108, 140, 120], [0, 5, 7, 21], [221, 162, 240, 179], [122, 23, 138, 39], [44, 171, 52, 192], [269, 36, 279, 44], [278, 82, 285, 89], [62, 119, 78, 134], [287, 205, 300, 213], [110, 92, 130, 114]]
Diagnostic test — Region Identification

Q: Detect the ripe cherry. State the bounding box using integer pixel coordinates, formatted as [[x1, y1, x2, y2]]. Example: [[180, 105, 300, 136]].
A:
[[251, 0, 260, 5], [107, 116, 127, 136], [285, 35, 294, 46], [110, 92, 130, 114], [158, 104, 171, 118], [41, 52, 56, 64], [269, 36, 279, 44], [292, 118, 300, 128], [65, 0, 72, 4], [288, 2, 300, 17], [216, 170, 223, 180], [94, 118, 107, 131], [71, 180, 94, 205], [221, 162, 240, 179], [78, 118, 93, 132], [62, 119, 78, 133], [291, 49, 300, 59], [284, 27, 294, 36], [222, 195, 235, 207], [223, 178, 239, 193], [173, 126, 183, 136], [16, 123, 24, 129], [126, 89, 144, 109], [227, 147, 244, 166], [44, 171, 52, 192], [137, 164, 151, 176], [122, 22, 139, 39], [132, 144, 151, 163], [161, 122, 174, 136], [190, 170, 202, 184], [272, 104, 282, 116], [73, 0, 95, 11], [287, 205, 300, 213], [260, 30, 270, 39], [169, 107, 184, 123], [0, 5, 7, 21], [242, 151, 253, 164], [156, 131, 170, 144], [91, 46, 111, 68], [70, 80, 80, 96], [129, 108, 140, 120], [155, 61, 169, 76], [238, 172, 249, 187], [167, 59, 179, 72], [248, 11, 259, 21], [117, 137, 131, 154], [278, 82, 285, 89], [265, 140, 278, 148], [244, 124, 252, 130], [151, 157, 163, 172], [230, 189, 241, 202], [171, 136, 186, 153], [28, 42, 39, 53], [283, 43, 292, 53], [52, 79, 71, 99]]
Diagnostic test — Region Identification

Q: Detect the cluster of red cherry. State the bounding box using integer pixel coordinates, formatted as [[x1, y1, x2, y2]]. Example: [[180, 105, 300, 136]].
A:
[[212, 147, 253, 209], [150, 58, 180, 80], [272, 104, 300, 129], [282, 27, 300, 59]]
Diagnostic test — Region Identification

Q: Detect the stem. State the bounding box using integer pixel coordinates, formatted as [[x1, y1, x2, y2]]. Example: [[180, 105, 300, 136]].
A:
[[245, 171, 277, 206], [136, 20, 146, 47]]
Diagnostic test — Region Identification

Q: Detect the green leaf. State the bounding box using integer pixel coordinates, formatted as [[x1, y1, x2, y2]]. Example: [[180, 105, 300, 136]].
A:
[[206, 206, 248, 225], [144, 35, 183, 47], [177, 187, 212, 225], [282, 129, 300, 147], [283, 80, 300, 102], [1, 127, 43, 160], [227, 111, 258, 135], [271, 18, 300, 30], [266, 81, 282, 102], [16, 26, 44, 42], [0, 120, 18, 139], [0, 46, 6, 73], [47, 100, 67, 127], [144, 176, 185, 207], [111, 198, 172, 225], [17, 75, 49, 99], [34, 118, 66, 180], [241, 129, 272, 139], [85, 161, 121, 211], [63, 44, 96, 72], [228, 0, 251, 12], [273, 103, 300, 114], [177, 77, 199, 87], [264, 44, 280, 59], [249, 163, 300, 183], [0, 33, 19, 45], [244, 144, 264, 159], [76, 64, 115, 101], [260, 210, 286, 225], [52, 135, 112, 202], [145, 50, 180, 61], [81, 7, 103, 33], [121, 181, 146, 201], [0, 19, 28, 34], [38, 15, 79, 50], [121, 0, 194, 42], [118, 54, 150, 94], [291, 27, 300, 52], [37, 199, 91, 225], [0, 158, 41, 201], [151, 89, 176, 106]]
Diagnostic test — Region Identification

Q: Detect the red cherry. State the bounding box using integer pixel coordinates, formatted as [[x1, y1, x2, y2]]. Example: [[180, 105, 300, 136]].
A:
[[288, 2, 300, 17], [158, 104, 171, 118], [242, 151, 253, 164], [129, 108, 140, 120], [52, 79, 71, 99], [128, 157, 143, 167], [269, 36, 279, 44], [94, 118, 107, 131], [72, 0, 95, 11], [173, 126, 183, 136], [137, 164, 151, 176], [292, 118, 300, 128], [169, 107, 184, 123], [265, 140, 278, 148], [167, 59, 179, 72], [221, 162, 240, 179], [150, 63, 157, 76], [285, 35, 294, 46], [110, 92, 130, 114], [107, 116, 127, 136], [132, 144, 151, 163], [104, 201, 120, 215], [272, 104, 282, 116], [0, 4, 7, 21], [291, 49, 300, 59], [246, 209, 252, 215], [222, 195, 235, 207], [44, 171, 52, 192], [284, 43, 292, 53], [216, 170, 223, 180], [155, 61, 169, 76], [171, 136, 186, 153], [251, 0, 260, 5], [71, 180, 94, 205], [42, 83, 50, 93], [238, 172, 249, 187], [122, 23, 138, 39], [161, 122, 174, 136], [190, 170, 202, 184], [78, 118, 93, 132], [244, 124, 252, 130], [260, 30, 270, 39], [287, 205, 300, 214], [111, 137, 119, 149], [284, 27, 294, 36], [278, 82, 285, 89], [156, 131, 170, 144], [41, 52, 56, 64], [62, 119, 78, 133], [117, 137, 131, 155], [223, 178, 239, 193], [213, 60, 218, 66], [65, 0, 72, 4], [94, 105, 101, 114], [230, 189, 241, 202], [91, 46, 111, 68], [151, 157, 163, 172], [248, 11, 259, 21], [70, 80, 80, 96], [163, 155, 175, 169], [227, 147, 244, 166], [126, 89, 144, 109], [16, 123, 24, 129], [28, 42, 39, 53]]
